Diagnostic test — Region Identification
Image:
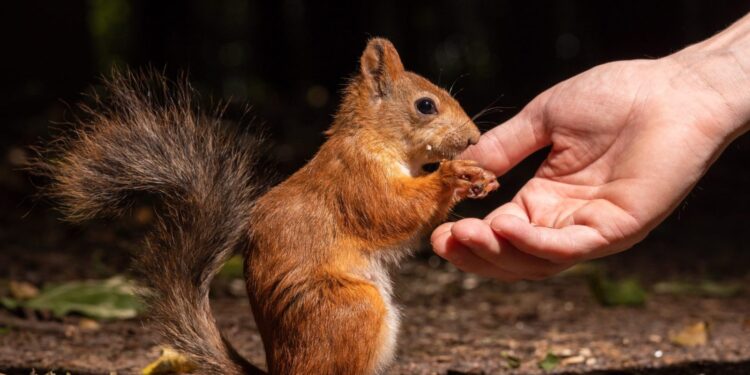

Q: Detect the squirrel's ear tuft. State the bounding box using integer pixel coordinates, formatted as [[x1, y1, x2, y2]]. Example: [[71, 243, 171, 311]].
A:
[[360, 38, 404, 97]]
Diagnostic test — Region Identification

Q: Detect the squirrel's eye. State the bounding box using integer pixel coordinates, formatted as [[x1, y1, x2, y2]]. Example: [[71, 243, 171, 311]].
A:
[[415, 98, 437, 115]]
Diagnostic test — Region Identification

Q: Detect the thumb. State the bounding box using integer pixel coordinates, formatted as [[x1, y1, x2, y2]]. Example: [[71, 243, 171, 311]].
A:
[[461, 99, 550, 176]]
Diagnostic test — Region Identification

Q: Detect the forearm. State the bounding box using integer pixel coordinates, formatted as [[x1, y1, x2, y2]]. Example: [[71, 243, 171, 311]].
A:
[[671, 13, 750, 141]]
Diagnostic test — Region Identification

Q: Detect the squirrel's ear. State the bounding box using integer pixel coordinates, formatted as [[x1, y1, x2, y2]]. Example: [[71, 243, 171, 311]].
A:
[[360, 38, 405, 97]]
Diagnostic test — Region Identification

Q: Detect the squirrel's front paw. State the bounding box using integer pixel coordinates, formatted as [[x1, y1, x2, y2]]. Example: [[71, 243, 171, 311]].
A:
[[440, 160, 499, 199]]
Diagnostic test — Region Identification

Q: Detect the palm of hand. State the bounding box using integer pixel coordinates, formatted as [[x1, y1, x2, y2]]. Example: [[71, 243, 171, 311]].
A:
[[433, 59, 730, 279], [488, 61, 656, 262]]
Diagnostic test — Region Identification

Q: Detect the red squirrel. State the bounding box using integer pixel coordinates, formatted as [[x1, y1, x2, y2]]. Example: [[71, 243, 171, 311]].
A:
[[36, 38, 498, 374]]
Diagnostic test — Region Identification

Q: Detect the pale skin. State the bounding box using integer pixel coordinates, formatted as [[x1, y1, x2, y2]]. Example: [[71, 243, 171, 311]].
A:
[[431, 13, 750, 281]]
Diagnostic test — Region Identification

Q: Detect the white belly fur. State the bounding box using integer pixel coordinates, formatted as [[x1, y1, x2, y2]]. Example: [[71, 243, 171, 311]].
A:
[[366, 256, 402, 374], [360, 232, 420, 374]]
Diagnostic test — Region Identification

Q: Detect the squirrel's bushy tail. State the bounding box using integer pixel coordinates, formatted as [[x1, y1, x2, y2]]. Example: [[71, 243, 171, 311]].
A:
[[34, 70, 265, 375]]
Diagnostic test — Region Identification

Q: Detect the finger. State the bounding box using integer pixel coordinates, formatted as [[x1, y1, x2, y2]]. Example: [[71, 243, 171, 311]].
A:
[[450, 218, 569, 279], [490, 214, 608, 263], [483, 200, 529, 224], [431, 222, 455, 242], [431, 226, 523, 281], [461, 98, 550, 176]]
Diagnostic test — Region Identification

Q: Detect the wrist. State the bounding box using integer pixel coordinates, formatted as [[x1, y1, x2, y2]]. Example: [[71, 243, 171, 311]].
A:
[[669, 14, 750, 142]]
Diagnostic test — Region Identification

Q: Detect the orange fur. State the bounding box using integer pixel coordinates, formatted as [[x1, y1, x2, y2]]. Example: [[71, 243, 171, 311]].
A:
[[246, 38, 497, 374]]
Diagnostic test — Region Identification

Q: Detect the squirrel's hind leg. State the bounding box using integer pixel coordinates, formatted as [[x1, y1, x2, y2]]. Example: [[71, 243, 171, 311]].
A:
[[264, 275, 395, 375]]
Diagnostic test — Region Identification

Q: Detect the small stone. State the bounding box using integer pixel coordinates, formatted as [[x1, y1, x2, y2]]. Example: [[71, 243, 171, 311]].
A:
[[579, 347, 592, 357], [585, 357, 597, 366], [462, 276, 479, 290], [63, 324, 77, 337], [648, 334, 662, 343], [654, 350, 664, 358]]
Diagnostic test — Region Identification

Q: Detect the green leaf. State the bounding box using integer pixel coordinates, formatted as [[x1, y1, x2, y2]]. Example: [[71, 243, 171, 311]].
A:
[[653, 280, 742, 298], [0, 296, 19, 310], [217, 255, 244, 280], [538, 353, 560, 371], [589, 275, 646, 307], [1, 276, 144, 320]]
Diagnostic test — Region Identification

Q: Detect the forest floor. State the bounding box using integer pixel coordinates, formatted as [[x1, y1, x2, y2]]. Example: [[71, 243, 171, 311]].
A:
[[0, 199, 749, 375], [1, 249, 749, 374]]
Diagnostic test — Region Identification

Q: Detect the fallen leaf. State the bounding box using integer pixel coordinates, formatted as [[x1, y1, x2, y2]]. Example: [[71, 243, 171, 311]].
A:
[[142, 348, 196, 375], [1, 276, 144, 320], [9, 281, 39, 300], [538, 353, 560, 371], [78, 318, 101, 331], [561, 355, 586, 365], [653, 280, 742, 298], [589, 276, 646, 307], [670, 321, 708, 347]]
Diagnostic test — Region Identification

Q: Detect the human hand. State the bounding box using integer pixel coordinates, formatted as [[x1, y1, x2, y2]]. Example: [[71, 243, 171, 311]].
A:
[[431, 30, 750, 280]]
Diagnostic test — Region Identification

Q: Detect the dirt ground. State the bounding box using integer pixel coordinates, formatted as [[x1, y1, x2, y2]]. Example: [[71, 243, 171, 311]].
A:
[[1, 186, 749, 374], [1, 253, 749, 375]]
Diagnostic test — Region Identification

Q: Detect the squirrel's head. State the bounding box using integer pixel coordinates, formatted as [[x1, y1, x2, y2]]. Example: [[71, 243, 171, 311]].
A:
[[329, 38, 481, 174]]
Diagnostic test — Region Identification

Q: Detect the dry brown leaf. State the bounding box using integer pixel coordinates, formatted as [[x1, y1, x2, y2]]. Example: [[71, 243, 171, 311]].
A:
[[669, 321, 708, 347], [142, 347, 196, 374], [9, 281, 39, 300], [78, 318, 101, 331]]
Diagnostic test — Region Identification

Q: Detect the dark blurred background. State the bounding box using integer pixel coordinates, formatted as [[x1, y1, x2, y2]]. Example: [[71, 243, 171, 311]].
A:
[[1, 1, 748, 281]]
